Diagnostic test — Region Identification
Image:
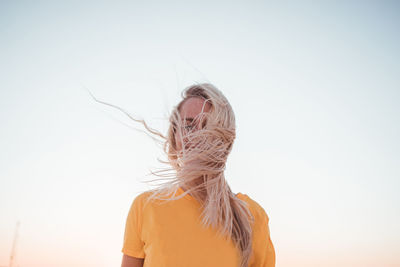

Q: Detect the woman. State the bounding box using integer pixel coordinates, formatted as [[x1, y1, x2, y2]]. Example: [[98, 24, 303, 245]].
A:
[[119, 83, 275, 267]]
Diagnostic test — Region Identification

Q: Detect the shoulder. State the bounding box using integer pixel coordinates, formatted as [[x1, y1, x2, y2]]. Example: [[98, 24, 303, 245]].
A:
[[129, 188, 170, 211], [130, 190, 154, 207], [236, 192, 270, 223], [128, 191, 154, 214], [133, 190, 152, 202]]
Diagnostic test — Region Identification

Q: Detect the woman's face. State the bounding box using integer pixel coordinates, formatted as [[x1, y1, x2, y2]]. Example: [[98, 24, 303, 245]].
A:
[[174, 97, 211, 152]]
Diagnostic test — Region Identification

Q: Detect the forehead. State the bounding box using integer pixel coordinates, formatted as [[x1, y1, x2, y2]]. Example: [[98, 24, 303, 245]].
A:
[[179, 97, 211, 119]]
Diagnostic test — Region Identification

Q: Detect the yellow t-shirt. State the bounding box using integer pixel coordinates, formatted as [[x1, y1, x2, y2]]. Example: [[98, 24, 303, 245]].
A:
[[122, 187, 275, 267]]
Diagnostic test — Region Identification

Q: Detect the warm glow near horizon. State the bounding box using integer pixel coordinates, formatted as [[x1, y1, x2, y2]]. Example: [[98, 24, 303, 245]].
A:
[[1, 1, 399, 266]]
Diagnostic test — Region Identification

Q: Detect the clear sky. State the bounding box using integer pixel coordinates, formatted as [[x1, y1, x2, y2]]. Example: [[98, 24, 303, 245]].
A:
[[0, 1, 399, 266]]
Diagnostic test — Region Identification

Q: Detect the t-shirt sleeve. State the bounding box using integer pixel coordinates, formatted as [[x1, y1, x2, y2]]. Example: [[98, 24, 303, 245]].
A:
[[121, 194, 145, 258], [250, 207, 276, 267]]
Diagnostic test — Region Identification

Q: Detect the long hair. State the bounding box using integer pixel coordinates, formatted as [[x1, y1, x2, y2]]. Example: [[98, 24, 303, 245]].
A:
[[88, 82, 254, 267]]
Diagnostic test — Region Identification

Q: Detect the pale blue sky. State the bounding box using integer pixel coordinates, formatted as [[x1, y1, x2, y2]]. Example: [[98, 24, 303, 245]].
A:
[[0, 1, 399, 266]]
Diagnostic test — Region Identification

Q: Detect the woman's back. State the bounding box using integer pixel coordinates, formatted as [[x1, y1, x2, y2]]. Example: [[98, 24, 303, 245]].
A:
[[122, 187, 275, 267]]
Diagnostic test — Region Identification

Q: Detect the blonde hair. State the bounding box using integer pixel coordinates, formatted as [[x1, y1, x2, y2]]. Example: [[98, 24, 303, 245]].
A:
[[89, 82, 254, 267]]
